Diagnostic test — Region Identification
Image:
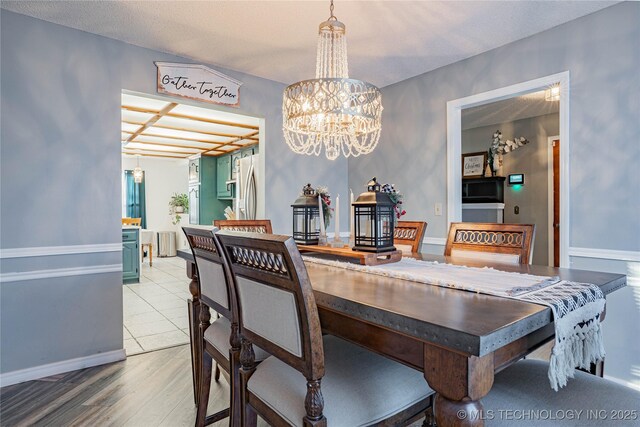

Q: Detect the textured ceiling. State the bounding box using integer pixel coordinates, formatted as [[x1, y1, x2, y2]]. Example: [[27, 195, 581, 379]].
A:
[[1, 1, 617, 87], [462, 90, 560, 130]]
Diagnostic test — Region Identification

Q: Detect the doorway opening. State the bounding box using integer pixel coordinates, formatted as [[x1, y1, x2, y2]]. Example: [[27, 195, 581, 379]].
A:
[[459, 90, 559, 266], [120, 90, 265, 355], [447, 71, 570, 267]]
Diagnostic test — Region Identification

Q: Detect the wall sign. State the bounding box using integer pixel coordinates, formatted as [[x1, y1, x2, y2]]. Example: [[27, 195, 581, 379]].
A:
[[155, 62, 242, 107], [462, 151, 487, 178]]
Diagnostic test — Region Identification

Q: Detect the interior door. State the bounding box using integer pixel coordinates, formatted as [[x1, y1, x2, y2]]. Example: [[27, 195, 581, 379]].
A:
[[553, 139, 560, 267]]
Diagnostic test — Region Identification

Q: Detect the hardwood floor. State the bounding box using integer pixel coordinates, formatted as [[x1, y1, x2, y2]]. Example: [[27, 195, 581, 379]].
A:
[[0, 345, 236, 427], [1, 344, 425, 426]]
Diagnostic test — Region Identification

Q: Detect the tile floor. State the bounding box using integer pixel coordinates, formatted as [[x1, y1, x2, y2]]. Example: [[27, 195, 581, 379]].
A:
[[123, 255, 193, 355]]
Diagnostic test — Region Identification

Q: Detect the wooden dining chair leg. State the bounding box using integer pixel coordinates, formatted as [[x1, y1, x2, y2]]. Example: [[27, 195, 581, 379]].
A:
[[214, 364, 221, 382], [422, 404, 436, 427], [196, 351, 213, 426], [240, 339, 257, 427], [240, 368, 257, 427], [149, 244, 153, 267]]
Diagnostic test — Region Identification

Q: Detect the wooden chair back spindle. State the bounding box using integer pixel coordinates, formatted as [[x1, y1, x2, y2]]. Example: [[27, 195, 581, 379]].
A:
[[394, 221, 427, 253], [444, 222, 535, 265], [214, 219, 273, 234]]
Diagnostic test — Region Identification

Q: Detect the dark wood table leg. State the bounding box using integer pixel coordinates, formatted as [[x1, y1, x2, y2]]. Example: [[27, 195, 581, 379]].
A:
[[423, 345, 494, 427], [187, 261, 201, 407]]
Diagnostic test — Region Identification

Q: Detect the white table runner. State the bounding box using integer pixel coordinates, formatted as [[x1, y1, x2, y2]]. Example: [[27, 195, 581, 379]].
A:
[[304, 257, 559, 297], [304, 256, 606, 390]]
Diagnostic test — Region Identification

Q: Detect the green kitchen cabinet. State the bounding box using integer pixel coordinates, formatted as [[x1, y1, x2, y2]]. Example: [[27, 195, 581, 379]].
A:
[[122, 228, 139, 284], [188, 157, 200, 183], [190, 155, 231, 224], [216, 155, 233, 199], [188, 184, 200, 225]]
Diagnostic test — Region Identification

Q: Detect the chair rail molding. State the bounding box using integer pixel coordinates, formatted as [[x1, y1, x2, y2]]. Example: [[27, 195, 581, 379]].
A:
[[0, 264, 122, 283], [0, 243, 122, 259], [0, 349, 126, 388], [447, 71, 570, 268], [568, 247, 640, 262]]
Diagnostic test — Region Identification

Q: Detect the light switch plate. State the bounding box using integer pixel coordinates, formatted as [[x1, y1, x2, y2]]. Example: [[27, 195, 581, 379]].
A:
[[435, 203, 442, 216]]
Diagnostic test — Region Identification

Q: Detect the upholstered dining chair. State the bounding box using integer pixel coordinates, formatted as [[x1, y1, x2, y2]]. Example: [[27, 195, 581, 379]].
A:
[[122, 217, 141, 226], [481, 359, 640, 426], [214, 219, 272, 234], [182, 226, 269, 427], [217, 231, 435, 427], [444, 222, 536, 265], [394, 220, 427, 253]]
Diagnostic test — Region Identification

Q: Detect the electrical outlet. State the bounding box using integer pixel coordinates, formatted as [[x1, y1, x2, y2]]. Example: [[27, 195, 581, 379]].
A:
[[434, 203, 442, 216], [514, 205, 520, 215]]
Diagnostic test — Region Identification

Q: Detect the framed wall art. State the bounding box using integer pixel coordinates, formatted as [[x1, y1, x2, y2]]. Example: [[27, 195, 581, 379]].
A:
[[462, 151, 487, 178]]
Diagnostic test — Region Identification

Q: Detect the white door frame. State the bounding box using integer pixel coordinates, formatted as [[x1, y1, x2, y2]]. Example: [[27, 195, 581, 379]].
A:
[[547, 135, 560, 267], [446, 71, 570, 267]]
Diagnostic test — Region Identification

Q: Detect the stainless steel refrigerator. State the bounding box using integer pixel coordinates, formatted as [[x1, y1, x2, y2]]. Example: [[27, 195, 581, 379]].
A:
[[234, 154, 260, 220]]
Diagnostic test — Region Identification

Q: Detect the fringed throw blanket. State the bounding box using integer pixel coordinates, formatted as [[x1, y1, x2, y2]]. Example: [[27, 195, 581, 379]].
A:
[[518, 281, 605, 390], [303, 256, 605, 390]]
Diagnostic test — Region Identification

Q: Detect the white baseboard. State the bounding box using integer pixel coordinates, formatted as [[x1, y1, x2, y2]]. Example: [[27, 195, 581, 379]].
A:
[[569, 247, 640, 262], [0, 243, 122, 259], [0, 264, 122, 283], [0, 349, 126, 388], [603, 374, 640, 392]]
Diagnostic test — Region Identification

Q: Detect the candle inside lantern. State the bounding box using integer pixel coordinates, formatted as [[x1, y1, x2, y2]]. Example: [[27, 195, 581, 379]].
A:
[[334, 194, 341, 243], [349, 189, 354, 240], [318, 193, 326, 244]]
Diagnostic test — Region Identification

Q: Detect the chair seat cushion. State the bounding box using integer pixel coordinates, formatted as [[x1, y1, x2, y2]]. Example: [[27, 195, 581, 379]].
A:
[[248, 335, 433, 427], [203, 316, 269, 362], [395, 243, 414, 254], [484, 359, 640, 426]]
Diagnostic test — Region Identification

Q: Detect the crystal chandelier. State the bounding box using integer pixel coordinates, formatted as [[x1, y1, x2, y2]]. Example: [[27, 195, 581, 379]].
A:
[[282, 0, 383, 160]]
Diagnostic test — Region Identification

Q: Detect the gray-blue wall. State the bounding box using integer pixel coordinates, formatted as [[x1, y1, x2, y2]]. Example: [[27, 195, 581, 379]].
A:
[[349, 2, 639, 386], [0, 9, 348, 376], [1, 3, 638, 388]]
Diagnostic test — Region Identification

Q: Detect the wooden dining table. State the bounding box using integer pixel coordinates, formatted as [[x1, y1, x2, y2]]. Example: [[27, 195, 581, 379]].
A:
[[177, 249, 626, 427]]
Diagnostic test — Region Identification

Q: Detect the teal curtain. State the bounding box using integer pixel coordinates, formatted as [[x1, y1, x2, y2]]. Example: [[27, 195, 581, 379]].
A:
[[124, 170, 147, 229]]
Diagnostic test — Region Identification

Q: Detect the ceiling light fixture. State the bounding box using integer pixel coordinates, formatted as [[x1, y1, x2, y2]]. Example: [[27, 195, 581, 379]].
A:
[[282, 0, 383, 160], [133, 155, 143, 183]]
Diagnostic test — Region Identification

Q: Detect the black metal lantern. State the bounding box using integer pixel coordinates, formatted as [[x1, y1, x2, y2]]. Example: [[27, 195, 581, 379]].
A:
[[291, 184, 321, 245], [352, 177, 396, 253]]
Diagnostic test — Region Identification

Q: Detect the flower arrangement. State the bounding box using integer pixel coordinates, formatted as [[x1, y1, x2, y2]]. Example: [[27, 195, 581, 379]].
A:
[[381, 183, 406, 221], [315, 186, 333, 227], [488, 130, 530, 173]]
